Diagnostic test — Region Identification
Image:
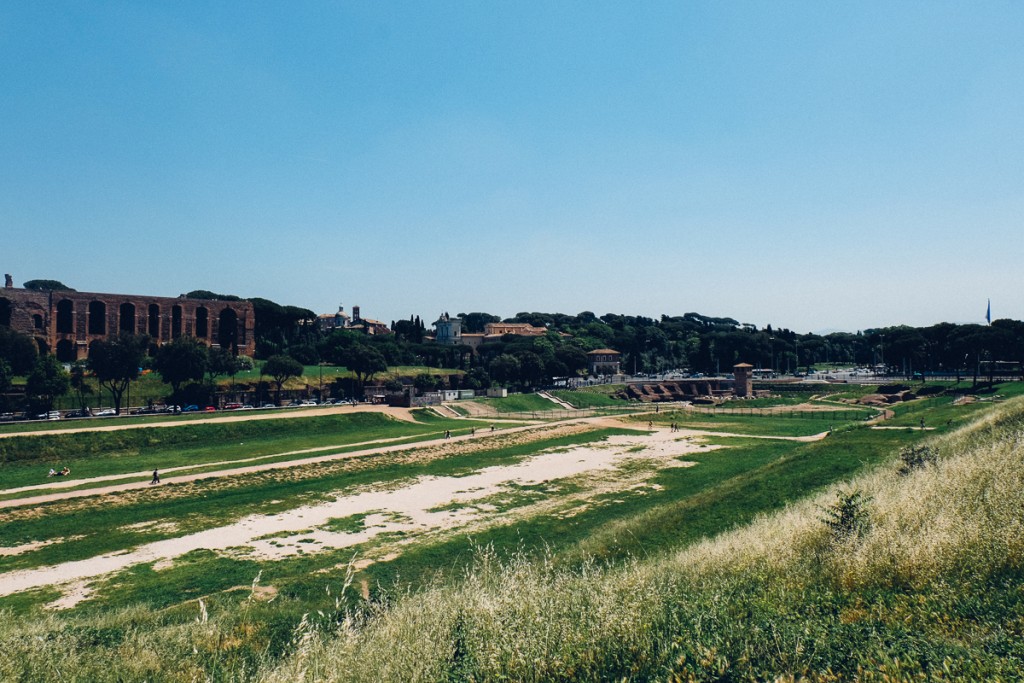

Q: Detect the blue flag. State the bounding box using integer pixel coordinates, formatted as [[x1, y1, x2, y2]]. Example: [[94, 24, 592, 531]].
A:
[[986, 299, 991, 324]]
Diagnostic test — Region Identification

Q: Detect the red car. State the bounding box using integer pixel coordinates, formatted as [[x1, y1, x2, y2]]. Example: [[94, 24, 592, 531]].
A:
[[204, 406, 217, 412]]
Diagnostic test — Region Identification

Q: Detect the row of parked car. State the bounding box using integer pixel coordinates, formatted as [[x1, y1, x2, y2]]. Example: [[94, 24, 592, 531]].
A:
[[0, 407, 118, 422]]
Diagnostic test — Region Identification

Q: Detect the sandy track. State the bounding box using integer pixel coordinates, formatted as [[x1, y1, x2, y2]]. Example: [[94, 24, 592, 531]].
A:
[[0, 404, 421, 441], [1, 418, 827, 510], [0, 419, 555, 510]]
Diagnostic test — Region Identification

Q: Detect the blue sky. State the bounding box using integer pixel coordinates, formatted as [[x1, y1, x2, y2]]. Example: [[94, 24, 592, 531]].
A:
[[3, 2, 1022, 333]]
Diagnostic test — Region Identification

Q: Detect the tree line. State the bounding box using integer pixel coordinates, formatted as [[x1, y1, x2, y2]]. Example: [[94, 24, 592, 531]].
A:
[[5, 298, 1023, 413]]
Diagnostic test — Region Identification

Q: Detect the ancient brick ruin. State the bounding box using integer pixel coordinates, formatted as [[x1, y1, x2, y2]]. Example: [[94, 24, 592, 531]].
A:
[[615, 379, 736, 403], [0, 276, 255, 361]]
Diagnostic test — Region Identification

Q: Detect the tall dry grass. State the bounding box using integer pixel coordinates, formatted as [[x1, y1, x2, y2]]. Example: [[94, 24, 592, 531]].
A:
[[3, 397, 1024, 680]]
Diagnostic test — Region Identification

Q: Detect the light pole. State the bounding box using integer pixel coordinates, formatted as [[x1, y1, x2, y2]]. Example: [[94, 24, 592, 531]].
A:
[[879, 334, 885, 374], [769, 336, 775, 376]]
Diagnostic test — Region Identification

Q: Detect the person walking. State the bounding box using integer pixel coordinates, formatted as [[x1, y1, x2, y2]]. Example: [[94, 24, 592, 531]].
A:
[[151, 468, 160, 485]]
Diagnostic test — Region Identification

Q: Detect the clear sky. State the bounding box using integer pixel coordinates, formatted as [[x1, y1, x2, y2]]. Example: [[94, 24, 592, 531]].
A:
[[3, 2, 1022, 334]]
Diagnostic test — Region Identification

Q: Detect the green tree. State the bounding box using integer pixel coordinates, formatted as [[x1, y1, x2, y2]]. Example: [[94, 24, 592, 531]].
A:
[[413, 372, 443, 393], [154, 338, 208, 399], [263, 354, 304, 404], [206, 346, 242, 385], [0, 359, 13, 412], [69, 361, 93, 411], [25, 355, 70, 412], [347, 346, 388, 387], [0, 327, 38, 375], [23, 279, 75, 291], [88, 334, 149, 414], [488, 354, 521, 386]]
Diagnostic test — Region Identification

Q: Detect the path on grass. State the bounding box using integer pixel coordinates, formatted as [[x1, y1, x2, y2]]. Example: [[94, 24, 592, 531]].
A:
[[0, 404, 420, 440], [0, 419, 542, 509], [0, 419, 827, 510], [537, 391, 575, 409], [0, 421, 832, 604]]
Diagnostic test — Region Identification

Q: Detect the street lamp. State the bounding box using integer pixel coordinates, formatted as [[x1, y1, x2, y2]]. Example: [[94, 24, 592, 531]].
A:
[[879, 334, 885, 374], [769, 336, 775, 375]]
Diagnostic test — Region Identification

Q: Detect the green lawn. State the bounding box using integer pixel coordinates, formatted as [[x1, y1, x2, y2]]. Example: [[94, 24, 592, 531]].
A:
[[474, 393, 561, 413], [0, 412, 482, 489]]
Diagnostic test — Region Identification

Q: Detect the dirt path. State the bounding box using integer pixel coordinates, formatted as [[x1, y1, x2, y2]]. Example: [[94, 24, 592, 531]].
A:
[[0, 404, 420, 441], [0, 418, 555, 510]]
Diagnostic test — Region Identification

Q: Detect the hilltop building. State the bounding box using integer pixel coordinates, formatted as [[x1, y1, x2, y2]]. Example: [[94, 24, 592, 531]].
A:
[[432, 312, 463, 345], [317, 305, 351, 331], [431, 314, 556, 351], [587, 349, 622, 375], [317, 304, 391, 335]]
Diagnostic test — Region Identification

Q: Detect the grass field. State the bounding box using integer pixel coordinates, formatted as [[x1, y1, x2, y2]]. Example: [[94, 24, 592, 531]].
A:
[[0, 384, 1020, 680], [474, 393, 562, 413]]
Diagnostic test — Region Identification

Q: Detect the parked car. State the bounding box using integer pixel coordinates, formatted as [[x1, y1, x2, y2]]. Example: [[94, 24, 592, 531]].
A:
[[224, 402, 243, 410], [63, 409, 92, 419], [260, 403, 276, 409], [35, 411, 61, 421], [204, 406, 217, 412], [182, 405, 200, 412], [95, 408, 117, 417]]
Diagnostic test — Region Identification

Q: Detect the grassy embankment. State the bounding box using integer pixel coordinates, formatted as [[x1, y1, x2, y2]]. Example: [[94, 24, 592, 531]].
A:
[[0, 411, 484, 491], [0, 387, 1017, 679]]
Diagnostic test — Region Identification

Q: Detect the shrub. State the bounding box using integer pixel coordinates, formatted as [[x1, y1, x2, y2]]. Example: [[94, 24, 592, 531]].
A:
[[819, 490, 870, 542], [897, 444, 937, 475]]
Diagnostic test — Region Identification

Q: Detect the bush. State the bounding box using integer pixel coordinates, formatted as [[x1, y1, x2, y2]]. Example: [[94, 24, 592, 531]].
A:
[[819, 490, 870, 542], [897, 444, 937, 475]]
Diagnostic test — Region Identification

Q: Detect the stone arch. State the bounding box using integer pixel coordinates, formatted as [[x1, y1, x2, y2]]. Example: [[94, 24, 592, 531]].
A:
[[218, 308, 239, 353], [88, 301, 107, 335], [147, 304, 160, 337], [35, 338, 49, 355], [171, 305, 183, 339], [56, 299, 74, 333], [56, 339, 76, 363], [119, 302, 136, 334], [195, 306, 209, 338], [0, 297, 10, 327]]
